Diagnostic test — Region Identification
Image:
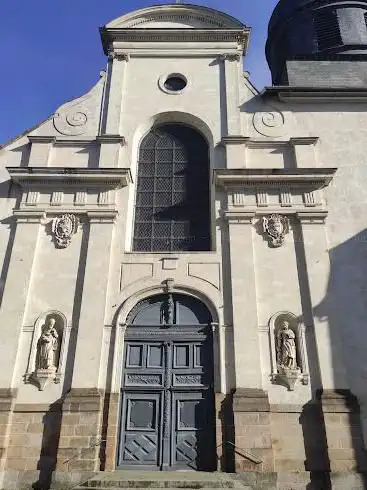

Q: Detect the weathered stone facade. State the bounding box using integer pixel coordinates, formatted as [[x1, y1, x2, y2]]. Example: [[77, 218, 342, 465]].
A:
[[1, 2, 367, 489]]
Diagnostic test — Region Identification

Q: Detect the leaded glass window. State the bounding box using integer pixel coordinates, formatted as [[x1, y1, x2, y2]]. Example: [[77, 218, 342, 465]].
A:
[[133, 124, 210, 252]]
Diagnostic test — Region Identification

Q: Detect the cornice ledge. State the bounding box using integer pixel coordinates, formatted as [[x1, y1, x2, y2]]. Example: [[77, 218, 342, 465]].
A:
[[101, 28, 250, 54], [28, 135, 126, 146], [7, 167, 133, 188], [290, 137, 319, 146], [214, 168, 337, 188], [96, 135, 126, 144], [261, 86, 367, 103], [220, 136, 250, 146], [28, 136, 56, 144]]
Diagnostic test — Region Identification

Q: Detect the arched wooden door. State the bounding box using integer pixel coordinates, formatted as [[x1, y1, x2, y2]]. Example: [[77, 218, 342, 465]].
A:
[[117, 293, 216, 471]]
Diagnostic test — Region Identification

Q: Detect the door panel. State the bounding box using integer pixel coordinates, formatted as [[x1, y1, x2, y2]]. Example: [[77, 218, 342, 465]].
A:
[[119, 332, 215, 470], [118, 392, 162, 466], [172, 392, 215, 470]]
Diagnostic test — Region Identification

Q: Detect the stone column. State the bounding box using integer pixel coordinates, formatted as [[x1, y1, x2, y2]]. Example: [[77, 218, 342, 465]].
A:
[[71, 211, 115, 389], [0, 210, 44, 388]]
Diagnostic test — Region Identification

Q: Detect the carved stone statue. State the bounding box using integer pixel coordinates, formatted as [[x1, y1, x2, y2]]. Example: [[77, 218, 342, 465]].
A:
[[277, 321, 298, 370], [161, 294, 174, 325], [36, 318, 59, 371]]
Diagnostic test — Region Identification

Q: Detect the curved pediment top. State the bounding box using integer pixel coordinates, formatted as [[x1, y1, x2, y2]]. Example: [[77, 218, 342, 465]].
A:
[[105, 4, 246, 30]]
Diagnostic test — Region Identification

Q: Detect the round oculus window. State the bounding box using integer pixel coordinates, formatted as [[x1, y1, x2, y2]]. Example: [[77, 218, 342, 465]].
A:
[[159, 73, 188, 94]]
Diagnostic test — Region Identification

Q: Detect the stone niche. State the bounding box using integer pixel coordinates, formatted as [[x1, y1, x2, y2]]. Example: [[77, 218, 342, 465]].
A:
[[25, 310, 69, 391], [269, 311, 309, 391]]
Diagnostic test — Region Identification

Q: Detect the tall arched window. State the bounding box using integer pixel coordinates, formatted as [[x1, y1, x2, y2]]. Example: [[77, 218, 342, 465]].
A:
[[133, 124, 210, 252]]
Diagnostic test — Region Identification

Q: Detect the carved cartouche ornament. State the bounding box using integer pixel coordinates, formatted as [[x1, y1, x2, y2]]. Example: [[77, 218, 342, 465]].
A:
[[52, 214, 79, 248], [263, 214, 289, 248]]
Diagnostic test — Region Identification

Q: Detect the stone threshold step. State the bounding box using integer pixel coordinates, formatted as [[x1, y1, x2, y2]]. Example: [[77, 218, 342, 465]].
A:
[[77, 483, 243, 489], [77, 488, 251, 490]]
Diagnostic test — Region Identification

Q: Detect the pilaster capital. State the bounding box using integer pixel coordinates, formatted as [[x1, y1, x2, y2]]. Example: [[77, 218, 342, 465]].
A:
[[223, 211, 255, 224], [297, 211, 328, 224], [118, 322, 127, 334], [87, 210, 118, 224], [13, 209, 46, 224], [108, 51, 130, 62], [219, 52, 241, 62]]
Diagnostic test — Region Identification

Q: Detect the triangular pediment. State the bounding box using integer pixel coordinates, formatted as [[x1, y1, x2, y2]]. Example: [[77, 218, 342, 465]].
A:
[[105, 4, 245, 30]]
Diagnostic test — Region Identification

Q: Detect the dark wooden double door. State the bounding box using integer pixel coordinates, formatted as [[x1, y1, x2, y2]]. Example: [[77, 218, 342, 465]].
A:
[[118, 326, 215, 471]]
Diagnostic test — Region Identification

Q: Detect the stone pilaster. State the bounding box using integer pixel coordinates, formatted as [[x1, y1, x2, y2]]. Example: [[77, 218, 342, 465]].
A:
[[71, 212, 115, 389], [222, 54, 241, 135], [102, 53, 129, 136], [226, 213, 262, 389], [0, 210, 44, 388]]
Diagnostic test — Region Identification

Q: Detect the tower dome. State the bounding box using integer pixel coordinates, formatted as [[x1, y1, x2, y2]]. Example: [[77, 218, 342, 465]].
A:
[[266, 0, 367, 85]]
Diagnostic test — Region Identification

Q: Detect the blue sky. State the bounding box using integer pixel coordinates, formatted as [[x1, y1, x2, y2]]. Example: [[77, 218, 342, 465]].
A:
[[0, 0, 278, 145]]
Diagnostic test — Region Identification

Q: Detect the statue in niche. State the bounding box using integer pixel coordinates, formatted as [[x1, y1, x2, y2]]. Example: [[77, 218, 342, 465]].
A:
[[277, 320, 298, 370], [161, 294, 174, 325], [36, 318, 59, 371]]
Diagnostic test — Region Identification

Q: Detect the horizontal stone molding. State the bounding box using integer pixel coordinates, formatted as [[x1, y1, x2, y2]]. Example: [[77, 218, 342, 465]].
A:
[[28, 135, 126, 146], [262, 85, 367, 102], [215, 168, 336, 188], [220, 136, 319, 148], [7, 167, 132, 188], [111, 50, 244, 58], [13, 208, 118, 222], [224, 209, 328, 222], [101, 28, 250, 55]]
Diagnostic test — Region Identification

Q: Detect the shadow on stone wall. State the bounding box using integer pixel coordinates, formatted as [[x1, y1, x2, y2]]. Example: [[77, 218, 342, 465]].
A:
[[218, 391, 235, 472], [63, 221, 90, 393], [32, 401, 62, 490], [293, 224, 332, 488], [296, 225, 367, 488]]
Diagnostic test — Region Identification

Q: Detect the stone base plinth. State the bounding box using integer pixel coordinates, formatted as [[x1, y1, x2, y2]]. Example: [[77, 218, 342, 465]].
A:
[[58, 388, 104, 473], [232, 389, 275, 472]]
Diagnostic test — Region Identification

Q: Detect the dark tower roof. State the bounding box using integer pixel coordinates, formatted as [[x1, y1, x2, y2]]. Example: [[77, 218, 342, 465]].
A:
[[266, 0, 367, 85]]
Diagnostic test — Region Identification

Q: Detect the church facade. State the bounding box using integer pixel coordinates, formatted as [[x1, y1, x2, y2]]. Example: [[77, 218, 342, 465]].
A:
[[1, 1, 367, 489]]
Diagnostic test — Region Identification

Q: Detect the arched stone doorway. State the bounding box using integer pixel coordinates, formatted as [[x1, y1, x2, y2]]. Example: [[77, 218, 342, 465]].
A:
[[117, 292, 216, 471]]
